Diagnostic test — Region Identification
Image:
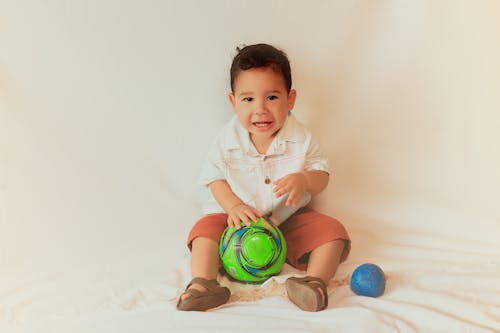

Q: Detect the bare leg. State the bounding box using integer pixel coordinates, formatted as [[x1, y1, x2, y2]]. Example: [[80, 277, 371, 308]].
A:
[[306, 240, 345, 299], [181, 237, 220, 301], [191, 237, 220, 278], [307, 240, 345, 283]]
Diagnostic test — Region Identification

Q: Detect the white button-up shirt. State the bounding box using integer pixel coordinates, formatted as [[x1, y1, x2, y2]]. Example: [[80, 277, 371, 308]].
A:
[[199, 113, 330, 225]]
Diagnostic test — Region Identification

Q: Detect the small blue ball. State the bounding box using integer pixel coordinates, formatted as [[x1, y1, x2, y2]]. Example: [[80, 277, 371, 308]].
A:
[[350, 263, 386, 297]]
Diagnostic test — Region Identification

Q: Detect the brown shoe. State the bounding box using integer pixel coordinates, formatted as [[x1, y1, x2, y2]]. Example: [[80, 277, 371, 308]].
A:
[[177, 277, 231, 311], [285, 276, 328, 312]]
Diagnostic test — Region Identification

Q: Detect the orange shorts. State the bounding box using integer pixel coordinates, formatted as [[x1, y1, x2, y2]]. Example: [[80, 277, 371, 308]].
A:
[[187, 207, 351, 271]]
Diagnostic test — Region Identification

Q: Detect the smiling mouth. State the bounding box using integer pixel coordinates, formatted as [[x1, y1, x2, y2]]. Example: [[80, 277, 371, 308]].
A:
[[253, 121, 273, 128]]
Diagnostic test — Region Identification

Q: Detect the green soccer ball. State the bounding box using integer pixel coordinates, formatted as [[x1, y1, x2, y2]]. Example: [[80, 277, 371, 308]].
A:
[[219, 217, 287, 283]]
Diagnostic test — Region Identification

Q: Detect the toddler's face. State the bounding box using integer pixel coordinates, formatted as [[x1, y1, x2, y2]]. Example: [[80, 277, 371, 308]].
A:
[[229, 67, 296, 147]]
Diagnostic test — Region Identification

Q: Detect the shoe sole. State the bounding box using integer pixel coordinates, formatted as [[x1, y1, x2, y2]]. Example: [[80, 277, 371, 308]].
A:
[[285, 279, 323, 312]]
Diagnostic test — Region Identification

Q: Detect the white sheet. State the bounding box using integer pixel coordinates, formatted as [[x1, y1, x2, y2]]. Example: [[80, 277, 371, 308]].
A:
[[2, 225, 499, 333], [2, 1, 500, 332]]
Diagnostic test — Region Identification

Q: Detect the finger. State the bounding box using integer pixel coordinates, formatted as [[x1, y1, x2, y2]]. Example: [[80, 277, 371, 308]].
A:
[[233, 216, 242, 229], [288, 190, 302, 206], [273, 183, 285, 194], [273, 181, 281, 190], [240, 213, 252, 227], [286, 191, 296, 206], [245, 207, 261, 222], [247, 210, 259, 223], [227, 216, 235, 228], [276, 185, 290, 198], [272, 177, 284, 186], [273, 185, 283, 195]]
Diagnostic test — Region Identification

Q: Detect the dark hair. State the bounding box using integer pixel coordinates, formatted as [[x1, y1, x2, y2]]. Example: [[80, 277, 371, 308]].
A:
[[230, 43, 292, 92]]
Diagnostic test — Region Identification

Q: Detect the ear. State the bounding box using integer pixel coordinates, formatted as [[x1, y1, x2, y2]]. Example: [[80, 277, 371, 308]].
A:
[[287, 89, 297, 111], [228, 92, 237, 111]]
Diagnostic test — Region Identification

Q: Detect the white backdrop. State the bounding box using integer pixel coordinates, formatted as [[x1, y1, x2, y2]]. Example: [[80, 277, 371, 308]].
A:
[[1, 0, 500, 321]]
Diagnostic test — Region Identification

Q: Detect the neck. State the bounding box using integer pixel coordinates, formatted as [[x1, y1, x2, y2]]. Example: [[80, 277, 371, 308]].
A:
[[250, 135, 273, 155]]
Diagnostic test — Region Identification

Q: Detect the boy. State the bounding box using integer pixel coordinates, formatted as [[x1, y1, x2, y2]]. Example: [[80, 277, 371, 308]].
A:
[[177, 43, 350, 312]]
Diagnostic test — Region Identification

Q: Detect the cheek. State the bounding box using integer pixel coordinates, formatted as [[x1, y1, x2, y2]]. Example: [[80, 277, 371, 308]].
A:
[[237, 112, 252, 127], [277, 107, 289, 121]]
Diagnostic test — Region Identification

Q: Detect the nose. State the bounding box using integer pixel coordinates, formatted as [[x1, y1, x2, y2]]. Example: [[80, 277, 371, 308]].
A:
[[254, 99, 268, 115]]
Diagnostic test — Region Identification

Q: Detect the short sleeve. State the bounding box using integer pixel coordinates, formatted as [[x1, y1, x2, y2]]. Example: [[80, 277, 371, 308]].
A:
[[304, 136, 330, 174], [198, 138, 226, 186]]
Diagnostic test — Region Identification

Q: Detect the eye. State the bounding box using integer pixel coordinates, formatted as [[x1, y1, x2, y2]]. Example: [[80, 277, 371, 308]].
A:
[[267, 95, 278, 101], [242, 97, 253, 102]]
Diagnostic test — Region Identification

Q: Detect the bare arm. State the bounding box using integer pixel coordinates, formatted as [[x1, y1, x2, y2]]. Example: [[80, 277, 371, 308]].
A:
[[209, 179, 261, 228], [302, 170, 329, 195]]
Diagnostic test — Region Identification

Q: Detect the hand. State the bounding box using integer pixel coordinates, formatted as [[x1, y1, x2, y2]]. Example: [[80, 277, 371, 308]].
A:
[[273, 172, 308, 206], [227, 204, 261, 229]]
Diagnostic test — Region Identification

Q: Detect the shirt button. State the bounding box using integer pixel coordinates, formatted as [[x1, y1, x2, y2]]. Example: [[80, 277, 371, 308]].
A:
[[265, 176, 271, 184]]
